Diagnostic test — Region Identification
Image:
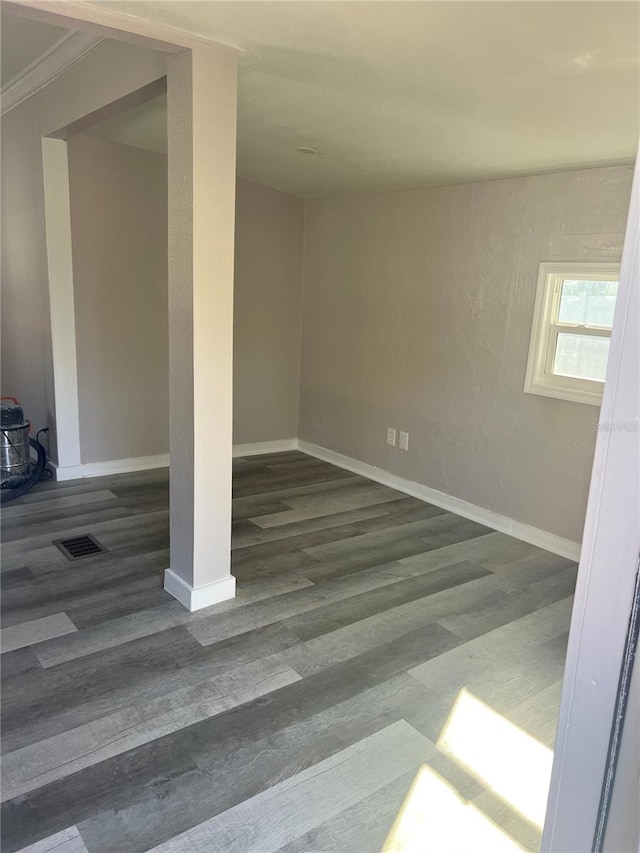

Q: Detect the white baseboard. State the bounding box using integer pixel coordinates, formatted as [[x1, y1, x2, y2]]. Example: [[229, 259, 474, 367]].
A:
[[51, 440, 299, 480], [50, 454, 169, 480], [298, 439, 581, 562], [83, 454, 170, 478], [49, 437, 578, 563], [232, 439, 298, 458], [164, 569, 236, 612]]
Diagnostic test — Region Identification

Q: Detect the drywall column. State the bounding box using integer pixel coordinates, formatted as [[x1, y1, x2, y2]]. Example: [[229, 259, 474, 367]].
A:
[[164, 46, 238, 611], [41, 138, 83, 479]]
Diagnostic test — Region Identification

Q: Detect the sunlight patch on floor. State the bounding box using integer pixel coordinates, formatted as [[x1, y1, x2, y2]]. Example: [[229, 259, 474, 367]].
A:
[[381, 763, 526, 853], [437, 688, 553, 830], [382, 687, 555, 852]]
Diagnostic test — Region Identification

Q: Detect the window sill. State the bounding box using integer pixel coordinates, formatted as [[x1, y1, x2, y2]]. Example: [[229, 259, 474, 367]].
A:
[[524, 377, 603, 407]]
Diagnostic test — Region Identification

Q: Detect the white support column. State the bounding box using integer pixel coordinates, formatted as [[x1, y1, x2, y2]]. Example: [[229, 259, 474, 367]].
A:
[[41, 137, 83, 480], [164, 46, 238, 611]]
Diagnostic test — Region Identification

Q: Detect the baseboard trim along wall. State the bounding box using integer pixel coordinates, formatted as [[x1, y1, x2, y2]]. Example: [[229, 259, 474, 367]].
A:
[[83, 454, 170, 477], [49, 438, 580, 561], [50, 454, 170, 480], [50, 440, 298, 480], [232, 439, 298, 457], [163, 569, 236, 612], [298, 439, 582, 562]]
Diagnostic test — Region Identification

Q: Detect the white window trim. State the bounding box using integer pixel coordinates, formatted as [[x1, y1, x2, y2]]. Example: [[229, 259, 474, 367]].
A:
[[524, 262, 621, 407]]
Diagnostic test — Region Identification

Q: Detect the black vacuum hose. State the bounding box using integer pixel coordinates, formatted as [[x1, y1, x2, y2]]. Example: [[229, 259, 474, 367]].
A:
[[0, 438, 47, 503]]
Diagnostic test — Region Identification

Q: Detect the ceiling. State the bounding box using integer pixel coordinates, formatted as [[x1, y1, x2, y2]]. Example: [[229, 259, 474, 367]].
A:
[[86, 93, 168, 156], [0, 11, 72, 85], [3, 2, 639, 198]]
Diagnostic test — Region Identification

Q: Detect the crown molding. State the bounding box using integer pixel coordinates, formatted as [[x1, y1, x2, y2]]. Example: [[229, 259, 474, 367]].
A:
[[1, 30, 105, 116], [3, 1, 243, 55]]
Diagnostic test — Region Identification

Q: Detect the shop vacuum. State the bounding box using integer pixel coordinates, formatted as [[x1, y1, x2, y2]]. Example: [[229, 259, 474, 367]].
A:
[[1, 398, 49, 503]]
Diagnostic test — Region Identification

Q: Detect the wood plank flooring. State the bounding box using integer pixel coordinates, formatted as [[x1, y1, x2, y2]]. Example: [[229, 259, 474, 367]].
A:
[[1, 451, 577, 853]]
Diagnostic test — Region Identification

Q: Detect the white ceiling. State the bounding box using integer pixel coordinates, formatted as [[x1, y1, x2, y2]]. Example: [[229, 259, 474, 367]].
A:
[[4, 2, 639, 198]]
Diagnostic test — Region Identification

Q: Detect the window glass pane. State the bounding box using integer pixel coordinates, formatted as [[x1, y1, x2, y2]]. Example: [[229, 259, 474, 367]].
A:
[[558, 279, 619, 327], [553, 333, 610, 382]]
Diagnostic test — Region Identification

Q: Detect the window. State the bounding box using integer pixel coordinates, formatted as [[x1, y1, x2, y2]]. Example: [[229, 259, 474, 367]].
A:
[[524, 263, 620, 406]]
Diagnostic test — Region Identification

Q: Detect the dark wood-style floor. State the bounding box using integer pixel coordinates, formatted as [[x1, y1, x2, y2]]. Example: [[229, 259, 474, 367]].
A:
[[1, 451, 577, 853]]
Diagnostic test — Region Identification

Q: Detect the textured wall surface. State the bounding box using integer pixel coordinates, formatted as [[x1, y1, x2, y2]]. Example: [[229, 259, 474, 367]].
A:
[[299, 165, 633, 543], [233, 178, 305, 444], [68, 134, 168, 463], [1, 98, 54, 436]]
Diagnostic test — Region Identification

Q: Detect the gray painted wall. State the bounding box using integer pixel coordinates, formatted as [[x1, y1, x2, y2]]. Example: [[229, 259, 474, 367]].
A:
[[67, 134, 169, 463], [299, 165, 633, 543], [233, 178, 304, 445], [63, 135, 304, 462]]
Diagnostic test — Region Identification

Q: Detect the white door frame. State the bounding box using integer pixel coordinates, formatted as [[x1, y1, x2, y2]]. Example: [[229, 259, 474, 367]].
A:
[[542, 149, 640, 851]]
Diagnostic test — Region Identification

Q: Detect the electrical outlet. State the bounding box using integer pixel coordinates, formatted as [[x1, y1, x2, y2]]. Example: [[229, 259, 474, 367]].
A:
[[399, 431, 409, 451], [386, 427, 397, 447]]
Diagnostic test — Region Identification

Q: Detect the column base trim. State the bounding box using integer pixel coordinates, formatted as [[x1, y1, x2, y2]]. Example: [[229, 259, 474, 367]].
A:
[[49, 463, 84, 481], [164, 569, 236, 612]]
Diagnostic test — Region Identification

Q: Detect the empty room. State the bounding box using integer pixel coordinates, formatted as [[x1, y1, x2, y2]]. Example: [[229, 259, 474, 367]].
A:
[[1, 2, 639, 853]]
